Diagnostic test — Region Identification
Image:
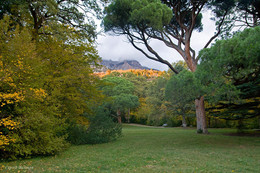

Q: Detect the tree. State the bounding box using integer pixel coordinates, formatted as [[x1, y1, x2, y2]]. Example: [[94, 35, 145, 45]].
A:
[[238, 0, 260, 24], [103, 0, 236, 133], [140, 76, 166, 125], [0, 0, 105, 40], [165, 61, 193, 127], [113, 93, 139, 123], [165, 70, 202, 128], [0, 15, 102, 159], [232, 0, 260, 27], [35, 27, 101, 118], [214, 0, 260, 39], [0, 16, 69, 159], [197, 26, 260, 122], [101, 77, 139, 123]]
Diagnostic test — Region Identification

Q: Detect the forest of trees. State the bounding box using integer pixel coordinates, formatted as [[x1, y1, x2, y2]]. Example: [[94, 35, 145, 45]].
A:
[[103, 0, 260, 133], [0, 0, 259, 160]]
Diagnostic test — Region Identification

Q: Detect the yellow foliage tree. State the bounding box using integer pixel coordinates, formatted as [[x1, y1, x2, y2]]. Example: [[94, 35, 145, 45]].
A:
[[0, 54, 48, 151]]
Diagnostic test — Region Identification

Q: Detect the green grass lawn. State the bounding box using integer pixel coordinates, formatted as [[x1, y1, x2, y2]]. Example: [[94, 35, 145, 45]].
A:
[[1, 125, 260, 173]]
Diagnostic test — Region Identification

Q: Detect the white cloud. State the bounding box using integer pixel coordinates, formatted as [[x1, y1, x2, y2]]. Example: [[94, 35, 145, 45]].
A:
[[96, 11, 216, 71]]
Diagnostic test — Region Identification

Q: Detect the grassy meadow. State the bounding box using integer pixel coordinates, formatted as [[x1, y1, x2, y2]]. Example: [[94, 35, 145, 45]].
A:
[[1, 125, 260, 173]]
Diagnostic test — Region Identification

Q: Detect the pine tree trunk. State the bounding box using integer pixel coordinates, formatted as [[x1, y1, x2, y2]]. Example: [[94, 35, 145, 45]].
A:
[[195, 96, 208, 134], [186, 55, 208, 134], [117, 109, 122, 124]]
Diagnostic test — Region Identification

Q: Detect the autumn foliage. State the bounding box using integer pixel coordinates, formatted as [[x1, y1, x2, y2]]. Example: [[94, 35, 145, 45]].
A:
[[0, 16, 101, 159], [94, 69, 166, 78]]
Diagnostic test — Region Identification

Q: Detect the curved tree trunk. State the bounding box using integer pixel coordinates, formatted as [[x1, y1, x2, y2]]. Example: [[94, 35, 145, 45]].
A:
[[195, 96, 208, 133]]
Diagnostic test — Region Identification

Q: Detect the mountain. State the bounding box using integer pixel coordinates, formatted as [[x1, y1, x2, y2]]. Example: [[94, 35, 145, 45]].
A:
[[100, 59, 153, 71]]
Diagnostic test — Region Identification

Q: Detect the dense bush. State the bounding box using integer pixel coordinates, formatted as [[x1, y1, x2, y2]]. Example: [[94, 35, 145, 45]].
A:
[[67, 108, 122, 145], [67, 123, 89, 145], [86, 110, 122, 144], [1, 112, 69, 160]]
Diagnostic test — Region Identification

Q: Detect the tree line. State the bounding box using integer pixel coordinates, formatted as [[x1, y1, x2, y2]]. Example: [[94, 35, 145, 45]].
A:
[[103, 0, 260, 133], [98, 36, 259, 130]]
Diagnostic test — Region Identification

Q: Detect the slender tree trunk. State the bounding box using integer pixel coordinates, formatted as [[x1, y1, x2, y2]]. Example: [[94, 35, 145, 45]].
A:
[[195, 96, 208, 133], [182, 114, 187, 127], [117, 108, 122, 124], [127, 108, 130, 123]]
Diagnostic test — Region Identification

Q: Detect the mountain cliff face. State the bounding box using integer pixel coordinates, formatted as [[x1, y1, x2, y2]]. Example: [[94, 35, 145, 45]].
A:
[[100, 60, 151, 71]]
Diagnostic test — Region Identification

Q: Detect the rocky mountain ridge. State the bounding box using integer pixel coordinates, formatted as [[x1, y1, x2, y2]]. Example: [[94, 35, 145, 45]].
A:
[[98, 59, 155, 71]]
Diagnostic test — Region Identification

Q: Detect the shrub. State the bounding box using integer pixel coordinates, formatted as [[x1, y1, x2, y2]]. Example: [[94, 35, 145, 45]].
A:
[[171, 118, 183, 127], [1, 112, 69, 160], [67, 123, 89, 145], [67, 108, 122, 145], [86, 110, 122, 144], [129, 115, 137, 123]]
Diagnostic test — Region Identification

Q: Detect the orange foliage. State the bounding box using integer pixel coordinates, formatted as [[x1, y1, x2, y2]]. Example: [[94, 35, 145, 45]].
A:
[[94, 69, 166, 78]]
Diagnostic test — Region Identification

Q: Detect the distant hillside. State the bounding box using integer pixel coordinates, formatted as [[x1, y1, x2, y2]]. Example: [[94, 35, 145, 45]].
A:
[[100, 60, 155, 71]]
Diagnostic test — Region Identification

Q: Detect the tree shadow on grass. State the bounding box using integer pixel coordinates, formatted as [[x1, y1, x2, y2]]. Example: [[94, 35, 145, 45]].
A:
[[224, 130, 260, 137]]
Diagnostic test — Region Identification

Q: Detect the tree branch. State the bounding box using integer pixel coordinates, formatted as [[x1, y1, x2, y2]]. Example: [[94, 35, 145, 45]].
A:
[[126, 30, 179, 74], [140, 30, 179, 74], [203, 10, 228, 50]]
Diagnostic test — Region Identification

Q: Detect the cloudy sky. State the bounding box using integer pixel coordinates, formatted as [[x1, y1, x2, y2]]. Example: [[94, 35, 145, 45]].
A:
[[96, 11, 217, 71]]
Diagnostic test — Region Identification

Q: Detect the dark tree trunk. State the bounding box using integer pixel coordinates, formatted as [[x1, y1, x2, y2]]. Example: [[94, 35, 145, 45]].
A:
[[181, 114, 187, 127], [117, 108, 122, 124], [127, 108, 130, 123], [195, 96, 208, 133], [208, 116, 211, 128]]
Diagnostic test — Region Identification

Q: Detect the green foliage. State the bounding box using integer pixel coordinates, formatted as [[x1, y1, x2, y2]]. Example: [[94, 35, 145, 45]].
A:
[[102, 77, 135, 96], [100, 76, 139, 121], [0, 17, 69, 160], [146, 77, 168, 102], [36, 31, 100, 117], [104, 0, 205, 33], [130, 0, 172, 30], [197, 26, 260, 120], [67, 107, 122, 145], [2, 113, 69, 160], [164, 71, 200, 126], [121, 72, 148, 98], [104, 0, 172, 31], [113, 94, 139, 111], [86, 109, 122, 144], [0, 0, 104, 41], [167, 61, 189, 74], [133, 76, 174, 126], [166, 70, 202, 108], [67, 123, 89, 145]]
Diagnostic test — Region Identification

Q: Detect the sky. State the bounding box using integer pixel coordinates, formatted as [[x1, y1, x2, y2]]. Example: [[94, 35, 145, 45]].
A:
[[96, 11, 217, 71]]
